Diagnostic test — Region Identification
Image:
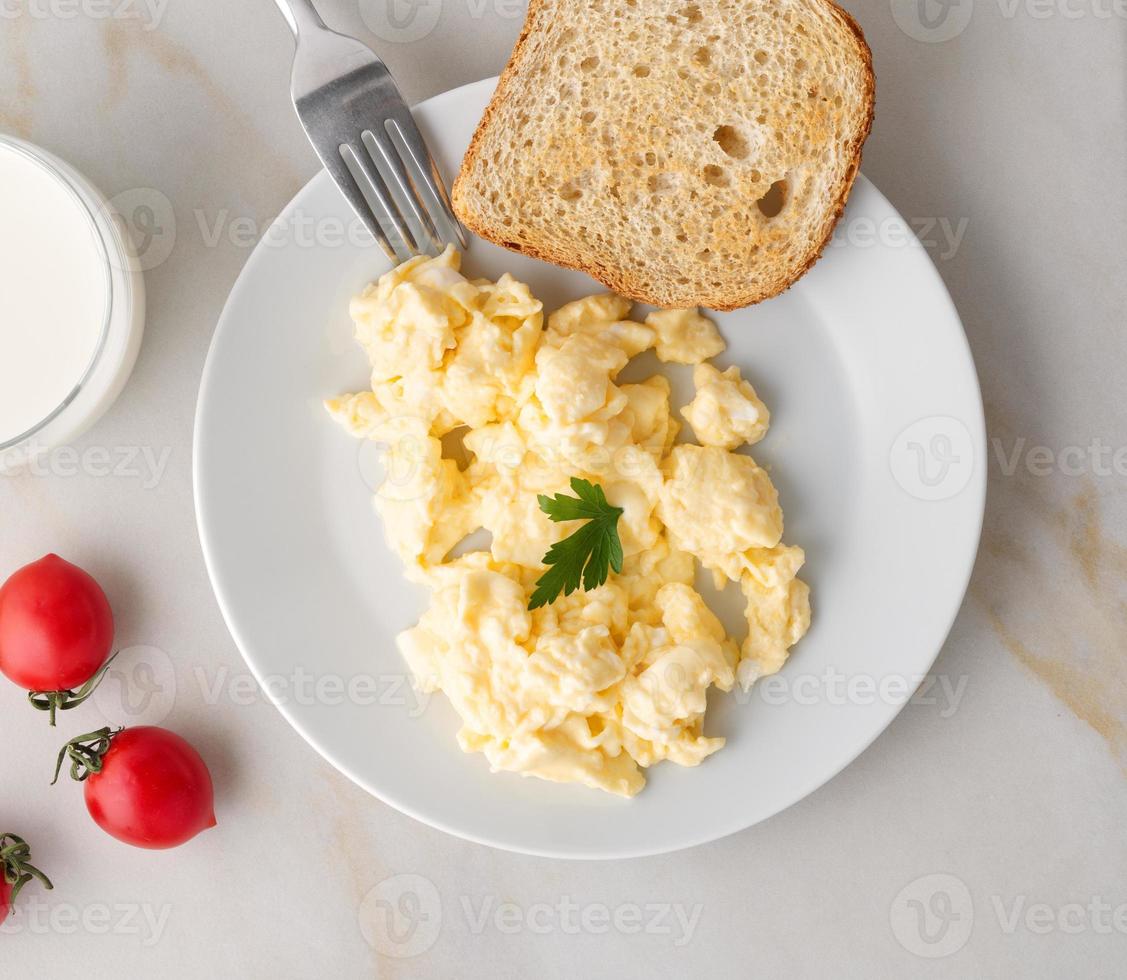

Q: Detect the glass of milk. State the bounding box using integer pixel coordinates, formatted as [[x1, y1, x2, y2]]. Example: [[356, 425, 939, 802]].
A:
[[0, 135, 145, 471]]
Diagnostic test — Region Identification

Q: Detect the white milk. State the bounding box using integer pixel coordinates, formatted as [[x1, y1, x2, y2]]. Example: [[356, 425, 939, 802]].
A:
[[0, 143, 110, 444]]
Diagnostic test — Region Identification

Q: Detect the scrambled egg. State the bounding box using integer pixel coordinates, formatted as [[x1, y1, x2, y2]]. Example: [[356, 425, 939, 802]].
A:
[[681, 363, 770, 450], [327, 248, 810, 798]]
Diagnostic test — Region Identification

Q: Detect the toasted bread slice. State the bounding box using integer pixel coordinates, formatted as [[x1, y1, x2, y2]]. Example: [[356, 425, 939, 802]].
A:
[[452, 0, 874, 311]]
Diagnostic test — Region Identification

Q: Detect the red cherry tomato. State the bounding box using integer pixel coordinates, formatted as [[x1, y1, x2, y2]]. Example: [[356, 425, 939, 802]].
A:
[[0, 555, 114, 714], [0, 834, 52, 922], [56, 727, 216, 850]]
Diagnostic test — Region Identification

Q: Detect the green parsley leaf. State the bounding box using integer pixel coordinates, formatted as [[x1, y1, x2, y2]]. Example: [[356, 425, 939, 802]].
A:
[[528, 478, 625, 610]]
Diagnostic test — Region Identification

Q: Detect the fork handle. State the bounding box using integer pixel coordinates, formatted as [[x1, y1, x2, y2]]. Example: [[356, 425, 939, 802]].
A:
[[271, 0, 326, 37]]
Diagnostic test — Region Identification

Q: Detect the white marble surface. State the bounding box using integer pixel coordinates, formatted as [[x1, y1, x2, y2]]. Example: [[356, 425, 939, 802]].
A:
[[1, 1, 1125, 975]]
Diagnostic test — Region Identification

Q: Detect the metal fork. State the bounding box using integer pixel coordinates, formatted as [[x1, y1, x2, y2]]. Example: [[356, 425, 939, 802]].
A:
[[271, 0, 467, 262]]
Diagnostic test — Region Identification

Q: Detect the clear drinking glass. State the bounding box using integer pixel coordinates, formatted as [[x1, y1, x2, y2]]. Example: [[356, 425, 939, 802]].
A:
[[0, 135, 146, 471]]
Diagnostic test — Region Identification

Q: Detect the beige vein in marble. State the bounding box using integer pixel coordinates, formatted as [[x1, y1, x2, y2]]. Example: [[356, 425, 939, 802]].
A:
[[974, 410, 1127, 768], [0, 16, 37, 138], [101, 19, 303, 192], [314, 768, 388, 974]]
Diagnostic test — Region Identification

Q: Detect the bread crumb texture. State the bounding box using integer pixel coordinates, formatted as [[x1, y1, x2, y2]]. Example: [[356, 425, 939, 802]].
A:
[[453, 0, 874, 310]]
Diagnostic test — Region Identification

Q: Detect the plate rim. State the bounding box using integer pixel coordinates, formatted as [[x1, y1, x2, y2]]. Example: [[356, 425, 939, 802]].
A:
[[194, 76, 986, 860]]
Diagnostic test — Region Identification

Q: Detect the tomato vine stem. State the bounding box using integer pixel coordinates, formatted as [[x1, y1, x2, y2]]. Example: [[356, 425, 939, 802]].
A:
[[28, 651, 120, 727], [1, 834, 53, 904], [51, 727, 123, 785]]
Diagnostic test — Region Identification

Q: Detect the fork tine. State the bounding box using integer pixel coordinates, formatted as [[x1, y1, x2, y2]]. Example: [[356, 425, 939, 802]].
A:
[[319, 147, 397, 262], [361, 130, 441, 256], [285, 21, 466, 264], [339, 142, 417, 262], [384, 109, 469, 249]]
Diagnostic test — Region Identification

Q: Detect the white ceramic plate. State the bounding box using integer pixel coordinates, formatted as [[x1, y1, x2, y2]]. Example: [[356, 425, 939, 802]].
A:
[[195, 78, 985, 859]]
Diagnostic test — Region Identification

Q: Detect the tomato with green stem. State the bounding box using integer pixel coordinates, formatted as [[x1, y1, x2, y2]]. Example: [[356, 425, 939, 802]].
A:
[[54, 727, 217, 850], [0, 554, 116, 725]]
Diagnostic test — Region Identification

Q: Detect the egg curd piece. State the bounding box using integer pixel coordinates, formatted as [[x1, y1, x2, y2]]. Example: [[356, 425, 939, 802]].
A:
[[739, 546, 812, 685], [348, 248, 543, 433], [329, 248, 811, 798], [682, 363, 771, 450], [645, 308, 726, 364], [658, 444, 784, 585]]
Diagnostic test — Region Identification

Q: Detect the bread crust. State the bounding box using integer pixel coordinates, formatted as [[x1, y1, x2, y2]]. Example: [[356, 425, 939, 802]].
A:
[[452, 0, 875, 312]]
